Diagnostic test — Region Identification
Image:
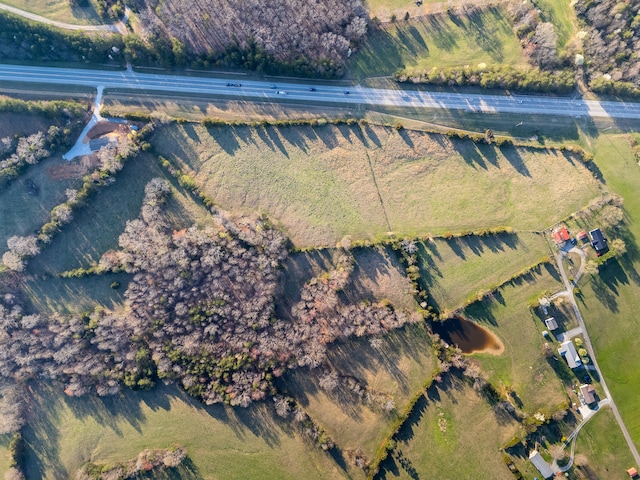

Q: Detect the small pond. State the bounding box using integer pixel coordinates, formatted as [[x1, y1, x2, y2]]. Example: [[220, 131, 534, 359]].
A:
[[432, 316, 503, 354]]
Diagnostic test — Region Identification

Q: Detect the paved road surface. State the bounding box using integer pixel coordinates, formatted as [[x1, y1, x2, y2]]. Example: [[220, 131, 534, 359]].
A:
[[0, 2, 124, 32], [1, 63, 640, 119], [554, 250, 640, 467]]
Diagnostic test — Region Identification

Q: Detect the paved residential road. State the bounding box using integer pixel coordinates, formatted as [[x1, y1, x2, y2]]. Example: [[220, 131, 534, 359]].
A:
[[554, 250, 640, 467], [0, 2, 125, 32], [1, 63, 640, 119]]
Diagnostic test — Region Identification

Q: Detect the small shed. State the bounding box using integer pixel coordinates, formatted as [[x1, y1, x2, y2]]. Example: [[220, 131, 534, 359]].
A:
[[580, 384, 596, 404], [558, 341, 582, 369], [577, 230, 588, 243], [627, 467, 638, 478], [529, 450, 554, 479], [545, 317, 559, 330]]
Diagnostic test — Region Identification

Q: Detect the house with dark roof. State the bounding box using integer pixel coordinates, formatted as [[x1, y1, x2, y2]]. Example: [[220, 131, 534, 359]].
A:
[[589, 228, 609, 256], [580, 384, 596, 405]]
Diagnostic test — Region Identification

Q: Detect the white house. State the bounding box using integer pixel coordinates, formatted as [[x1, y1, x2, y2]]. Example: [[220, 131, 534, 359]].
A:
[[558, 340, 582, 369], [529, 450, 554, 479]]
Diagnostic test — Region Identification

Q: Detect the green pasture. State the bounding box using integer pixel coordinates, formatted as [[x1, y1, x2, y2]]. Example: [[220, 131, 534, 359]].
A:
[[416, 232, 550, 312], [463, 266, 568, 413], [349, 7, 524, 79], [21, 383, 346, 480]]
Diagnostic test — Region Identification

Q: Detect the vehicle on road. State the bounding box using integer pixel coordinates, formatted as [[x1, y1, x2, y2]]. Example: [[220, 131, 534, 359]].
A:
[[343, 90, 350, 94], [277, 91, 286, 95], [226, 83, 242, 87], [309, 87, 316, 92]]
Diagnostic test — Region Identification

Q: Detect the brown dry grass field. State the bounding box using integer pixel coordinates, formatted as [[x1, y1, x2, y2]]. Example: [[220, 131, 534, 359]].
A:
[[284, 322, 436, 476], [152, 123, 601, 248]]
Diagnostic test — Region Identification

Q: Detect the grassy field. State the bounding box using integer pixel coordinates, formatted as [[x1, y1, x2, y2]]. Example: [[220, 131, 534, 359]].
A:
[[574, 407, 637, 479], [463, 266, 568, 413], [0, 440, 11, 477], [576, 134, 640, 450], [536, 0, 578, 50], [24, 153, 214, 315], [0, 0, 103, 25], [0, 154, 83, 255], [0, 111, 64, 138], [283, 323, 436, 473], [416, 232, 550, 312], [21, 383, 346, 480], [378, 378, 518, 480], [348, 7, 524, 79], [152, 123, 601, 248]]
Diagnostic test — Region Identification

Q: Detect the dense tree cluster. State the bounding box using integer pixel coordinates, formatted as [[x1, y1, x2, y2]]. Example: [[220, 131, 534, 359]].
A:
[[0, 179, 415, 408], [2, 236, 40, 272], [131, 0, 368, 76], [508, 1, 562, 70], [575, 0, 640, 94]]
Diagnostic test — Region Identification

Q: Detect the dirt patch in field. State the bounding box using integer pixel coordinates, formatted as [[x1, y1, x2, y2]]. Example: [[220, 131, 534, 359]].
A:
[[46, 156, 99, 180], [87, 121, 130, 140]]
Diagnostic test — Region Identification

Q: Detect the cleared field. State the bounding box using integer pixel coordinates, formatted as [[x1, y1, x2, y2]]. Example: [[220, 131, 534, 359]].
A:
[[0, 154, 83, 255], [0, 441, 10, 477], [22, 383, 346, 480], [416, 232, 550, 311], [378, 378, 517, 480], [577, 134, 640, 450], [152, 123, 601, 248], [348, 7, 524, 79], [284, 323, 436, 470], [24, 153, 214, 315], [574, 407, 637, 479], [536, 0, 578, 49], [0, 111, 63, 138], [463, 266, 568, 412], [0, 0, 103, 25]]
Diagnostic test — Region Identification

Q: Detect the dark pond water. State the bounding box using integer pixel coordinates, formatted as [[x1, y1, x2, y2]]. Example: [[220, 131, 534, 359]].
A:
[[432, 316, 503, 354]]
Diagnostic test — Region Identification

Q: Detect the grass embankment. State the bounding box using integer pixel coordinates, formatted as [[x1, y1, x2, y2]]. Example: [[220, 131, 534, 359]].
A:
[[284, 323, 435, 473], [463, 267, 568, 412], [23, 153, 214, 315], [22, 383, 346, 480], [152, 123, 600, 248], [378, 379, 517, 480], [577, 134, 640, 450], [416, 232, 550, 312], [348, 6, 524, 79], [0, 0, 103, 25], [0, 441, 11, 476]]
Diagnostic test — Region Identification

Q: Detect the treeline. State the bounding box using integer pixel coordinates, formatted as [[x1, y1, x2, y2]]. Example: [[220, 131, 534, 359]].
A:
[[0, 98, 87, 118], [395, 65, 576, 94]]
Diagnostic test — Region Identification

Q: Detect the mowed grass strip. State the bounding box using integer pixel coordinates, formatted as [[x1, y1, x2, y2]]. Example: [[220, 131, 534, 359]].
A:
[[380, 378, 518, 480], [283, 323, 436, 467], [153, 123, 601, 248], [417, 232, 550, 311], [463, 266, 567, 412], [24, 153, 214, 315], [574, 406, 637, 479], [348, 6, 524, 79], [577, 134, 640, 449], [22, 383, 346, 480], [0, 0, 103, 25]]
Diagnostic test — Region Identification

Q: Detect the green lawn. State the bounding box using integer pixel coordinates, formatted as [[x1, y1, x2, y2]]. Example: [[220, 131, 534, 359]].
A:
[[22, 383, 346, 480], [0, 154, 82, 255], [379, 378, 517, 480], [284, 323, 436, 471], [536, 0, 578, 50], [574, 407, 637, 479], [416, 232, 550, 312], [152, 123, 601, 248], [24, 153, 214, 315], [348, 7, 524, 79], [463, 266, 568, 413], [576, 134, 640, 451], [0, 439, 11, 477], [0, 0, 104, 25]]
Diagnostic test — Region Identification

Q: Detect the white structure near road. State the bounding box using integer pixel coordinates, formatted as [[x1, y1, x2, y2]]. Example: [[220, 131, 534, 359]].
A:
[[529, 450, 554, 479], [558, 340, 582, 369]]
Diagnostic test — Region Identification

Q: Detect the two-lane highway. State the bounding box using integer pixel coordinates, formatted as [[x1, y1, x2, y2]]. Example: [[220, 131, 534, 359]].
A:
[[1, 63, 640, 119]]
